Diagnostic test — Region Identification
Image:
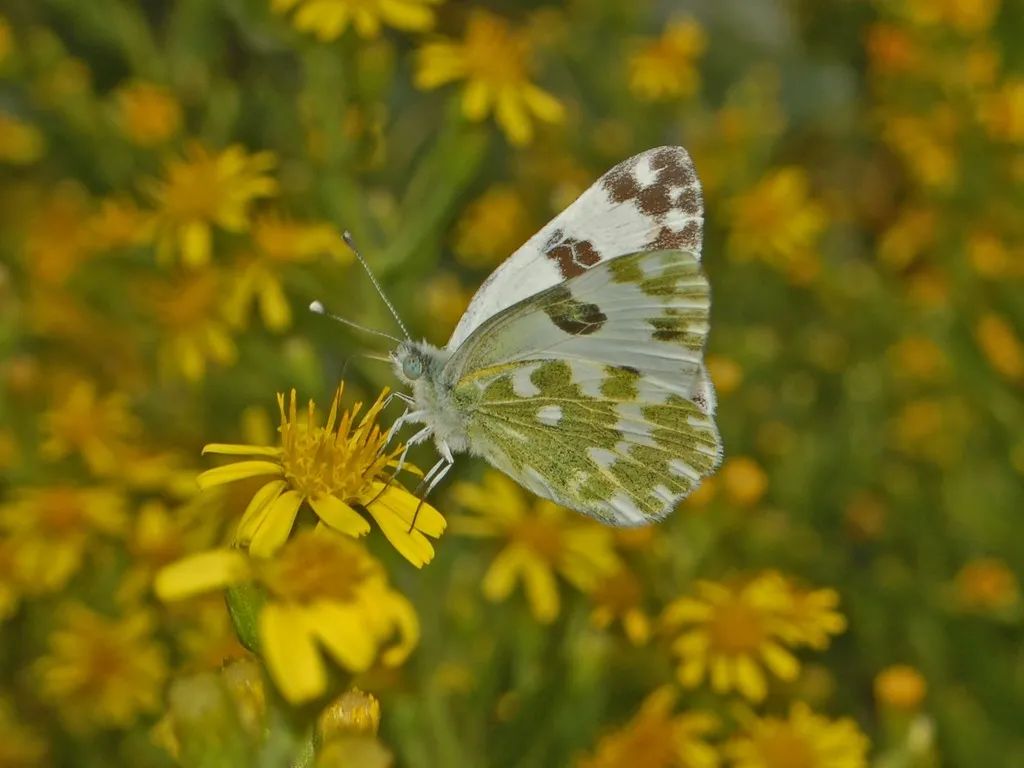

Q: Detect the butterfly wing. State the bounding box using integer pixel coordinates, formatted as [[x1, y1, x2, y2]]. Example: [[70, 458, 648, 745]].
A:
[[443, 248, 721, 526], [446, 146, 703, 351]]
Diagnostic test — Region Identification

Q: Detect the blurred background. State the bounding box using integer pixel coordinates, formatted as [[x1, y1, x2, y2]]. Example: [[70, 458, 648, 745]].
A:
[[0, 0, 1022, 766]]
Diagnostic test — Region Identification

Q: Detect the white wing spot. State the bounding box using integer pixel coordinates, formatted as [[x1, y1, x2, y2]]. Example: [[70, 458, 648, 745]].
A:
[[587, 447, 618, 470], [536, 405, 563, 426], [511, 364, 541, 397], [609, 492, 645, 525], [668, 458, 700, 482]]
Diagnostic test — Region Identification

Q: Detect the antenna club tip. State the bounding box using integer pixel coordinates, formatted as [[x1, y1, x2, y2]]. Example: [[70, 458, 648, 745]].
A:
[[342, 230, 355, 246], [309, 300, 325, 314]]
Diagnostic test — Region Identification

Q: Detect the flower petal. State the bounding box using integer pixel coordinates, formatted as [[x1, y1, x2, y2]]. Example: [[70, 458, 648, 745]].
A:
[[309, 495, 371, 538], [197, 460, 283, 489], [364, 502, 436, 568], [155, 550, 251, 600], [260, 603, 326, 703], [308, 601, 377, 672], [202, 443, 281, 457], [249, 490, 304, 557], [236, 480, 287, 543], [370, 485, 446, 538], [380, 592, 419, 667]]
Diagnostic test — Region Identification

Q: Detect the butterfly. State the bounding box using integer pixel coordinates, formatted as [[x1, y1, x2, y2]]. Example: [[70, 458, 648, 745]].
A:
[[385, 146, 722, 526]]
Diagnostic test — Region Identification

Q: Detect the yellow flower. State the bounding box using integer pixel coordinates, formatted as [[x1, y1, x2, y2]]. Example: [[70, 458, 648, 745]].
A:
[[0, 485, 126, 594], [727, 167, 826, 283], [142, 269, 238, 381], [887, 336, 949, 382], [628, 19, 706, 103], [706, 355, 743, 397], [880, 113, 957, 190], [720, 456, 768, 507], [890, 397, 968, 466], [198, 383, 446, 567], [422, 272, 473, 343], [979, 79, 1024, 143], [975, 313, 1024, 382], [0, 698, 48, 767], [874, 665, 927, 712], [41, 378, 140, 474], [768, 573, 847, 650], [272, 0, 440, 40], [35, 604, 168, 731], [451, 470, 620, 623], [588, 567, 652, 645], [318, 687, 382, 738], [725, 703, 869, 768], [0, 15, 11, 64], [0, 539, 23, 621], [21, 181, 93, 286], [88, 196, 154, 251], [225, 212, 351, 331], [453, 185, 532, 268], [156, 530, 419, 703], [967, 230, 1016, 278], [664, 574, 801, 702], [171, 596, 250, 672], [146, 142, 277, 267], [0, 113, 45, 164], [877, 206, 936, 270], [903, 0, 1000, 34], [954, 557, 1020, 612], [415, 10, 564, 145], [577, 686, 719, 768], [115, 80, 182, 146]]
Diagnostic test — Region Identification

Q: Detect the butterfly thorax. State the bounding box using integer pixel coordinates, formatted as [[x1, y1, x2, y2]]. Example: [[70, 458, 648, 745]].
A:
[[392, 341, 470, 453]]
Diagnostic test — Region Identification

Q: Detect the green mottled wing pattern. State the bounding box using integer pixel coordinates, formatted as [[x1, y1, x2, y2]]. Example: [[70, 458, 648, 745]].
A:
[[444, 249, 721, 525]]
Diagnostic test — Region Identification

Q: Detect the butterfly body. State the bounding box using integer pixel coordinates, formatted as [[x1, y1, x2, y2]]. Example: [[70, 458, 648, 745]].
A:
[[391, 147, 722, 526]]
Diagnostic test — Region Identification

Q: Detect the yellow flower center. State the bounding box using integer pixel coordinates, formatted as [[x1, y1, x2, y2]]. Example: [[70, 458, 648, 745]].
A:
[[38, 489, 86, 533], [262, 533, 375, 603], [510, 517, 564, 562], [278, 388, 393, 502], [755, 730, 816, 768], [462, 14, 529, 86], [160, 157, 232, 221], [596, 570, 642, 611], [707, 597, 766, 654]]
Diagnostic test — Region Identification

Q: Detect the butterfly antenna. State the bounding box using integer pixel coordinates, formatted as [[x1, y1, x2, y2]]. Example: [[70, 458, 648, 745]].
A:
[[342, 231, 411, 341], [309, 301, 403, 344]]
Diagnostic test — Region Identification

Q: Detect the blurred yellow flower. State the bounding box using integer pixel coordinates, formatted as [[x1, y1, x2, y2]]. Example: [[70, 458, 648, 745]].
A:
[[88, 196, 153, 251], [272, 0, 440, 40], [706, 355, 743, 396], [0, 699, 48, 767], [22, 182, 93, 286], [720, 456, 768, 507], [588, 567, 652, 646], [954, 557, 1020, 612], [888, 335, 949, 382], [35, 605, 168, 731], [979, 79, 1024, 143], [319, 687, 382, 738], [0, 113, 45, 164], [890, 397, 968, 466], [156, 530, 419, 702], [865, 23, 921, 75], [198, 384, 446, 567], [975, 313, 1024, 382], [727, 167, 826, 283], [724, 702, 868, 768], [415, 10, 564, 145], [874, 664, 927, 712], [171, 596, 250, 672], [664, 574, 801, 702], [225, 212, 350, 331], [770, 573, 847, 650], [0, 485, 125, 593], [143, 269, 237, 381], [0, 540, 22, 621], [577, 686, 718, 768], [903, 0, 1000, 34], [967, 229, 1016, 278], [877, 206, 936, 270], [843, 492, 887, 541], [452, 470, 620, 623], [423, 272, 473, 342], [115, 81, 182, 146], [146, 142, 277, 267], [41, 379, 139, 474], [628, 19, 706, 103], [0, 15, 11, 63], [454, 184, 532, 268], [881, 113, 956, 190]]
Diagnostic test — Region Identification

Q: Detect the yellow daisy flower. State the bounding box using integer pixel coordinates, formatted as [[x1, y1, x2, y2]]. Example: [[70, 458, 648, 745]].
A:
[[663, 574, 800, 702], [224, 211, 351, 332], [142, 269, 238, 381], [35, 604, 168, 731], [628, 19, 707, 103], [415, 10, 564, 145], [588, 567, 653, 646], [156, 530, 419, 703], [0, 113, 45, 164], [272, 0, 441, 40], [577, 686, 719, 768], [0, 485, 126, 594], [40, 378, 140, 475], [726, 167, 826, 284], [146, 142, 277, 268], [87, 196, 154, 251], [198, 383, 445, 567], [724, 703, 869, 768], [769, 573, 847, 650], [953, 557, 1020, 613], [114, 80, 182, 147], [451, 470, 620, 623]]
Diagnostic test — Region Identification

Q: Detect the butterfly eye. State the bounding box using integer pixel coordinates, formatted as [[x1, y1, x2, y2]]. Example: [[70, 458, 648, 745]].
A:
[[402, 356, 424, 380]]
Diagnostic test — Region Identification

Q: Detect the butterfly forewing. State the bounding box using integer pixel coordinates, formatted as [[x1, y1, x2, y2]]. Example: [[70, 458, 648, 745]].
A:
[[446, 249, 722, 526], [447, 146, 703, 350]]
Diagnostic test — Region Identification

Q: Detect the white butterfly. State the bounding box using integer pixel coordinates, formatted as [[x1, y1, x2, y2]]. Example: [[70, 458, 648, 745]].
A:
[[367, 147, 721, 526]]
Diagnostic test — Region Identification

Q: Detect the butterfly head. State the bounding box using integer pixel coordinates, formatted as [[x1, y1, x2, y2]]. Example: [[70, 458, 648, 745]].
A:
[[392, 341, 445, 386]]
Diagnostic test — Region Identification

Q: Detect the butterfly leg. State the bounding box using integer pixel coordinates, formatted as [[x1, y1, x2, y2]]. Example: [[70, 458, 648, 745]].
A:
[[407, 443, 455, 533]]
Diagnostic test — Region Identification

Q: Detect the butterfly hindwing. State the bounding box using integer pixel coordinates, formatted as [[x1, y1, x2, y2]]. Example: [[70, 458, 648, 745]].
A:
[[446, 249, 721, 525], [447, 146, 703, 350]]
